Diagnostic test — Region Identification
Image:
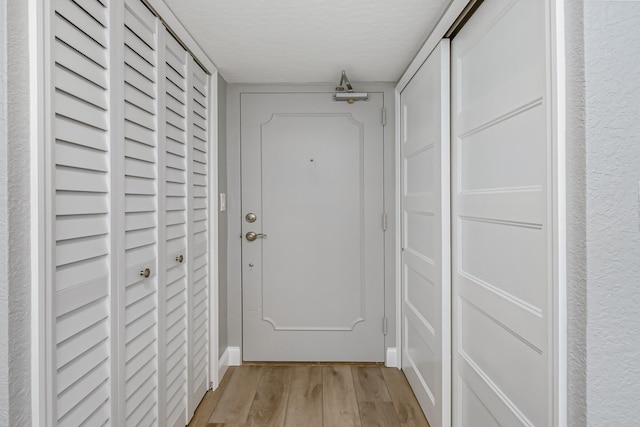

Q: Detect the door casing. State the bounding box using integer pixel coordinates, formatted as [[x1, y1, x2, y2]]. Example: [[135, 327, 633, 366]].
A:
[[224, 83, 398, 364]]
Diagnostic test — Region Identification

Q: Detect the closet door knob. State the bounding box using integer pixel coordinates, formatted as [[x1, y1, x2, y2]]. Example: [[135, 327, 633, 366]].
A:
[[176, 254, 184, 263], [140, 267, 151, 278]]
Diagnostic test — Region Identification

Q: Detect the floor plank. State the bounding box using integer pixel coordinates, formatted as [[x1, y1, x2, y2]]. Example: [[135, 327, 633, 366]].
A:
[[283, 366, 323, 427], [188, 367, 236, 427], [381, 368, 430, 427], [191, 364, 430, 427], [246, 366, 293, 426], [209, 365, 265, 424], [352, 367, 392, 402], [322, 365, 362, 427], [358, 402, 401, 427]]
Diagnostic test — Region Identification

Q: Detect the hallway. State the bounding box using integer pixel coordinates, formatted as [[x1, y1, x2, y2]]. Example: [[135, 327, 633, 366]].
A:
[[189, 365, 429, 427]]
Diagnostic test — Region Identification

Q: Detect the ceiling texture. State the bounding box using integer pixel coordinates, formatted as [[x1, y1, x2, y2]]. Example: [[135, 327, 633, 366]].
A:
[[163, 0, 453, 83]]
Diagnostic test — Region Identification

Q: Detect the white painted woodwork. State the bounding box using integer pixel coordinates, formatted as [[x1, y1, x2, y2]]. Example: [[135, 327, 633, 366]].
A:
[[400, 39, 450, 427], [46, 0, 212, 425], [241, 93, 385, 361], [187, 59, 210, 417], [451, 0, 553, 425], [122, 1, 159, 424], [163, 30, 190, 427], [52, 1, 112, 425]]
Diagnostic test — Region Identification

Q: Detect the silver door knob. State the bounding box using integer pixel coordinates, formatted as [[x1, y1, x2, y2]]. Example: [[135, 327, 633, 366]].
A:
[[176, 254, 184, 263], [140, 268, 151, 278], [245, 231, 267, 241]]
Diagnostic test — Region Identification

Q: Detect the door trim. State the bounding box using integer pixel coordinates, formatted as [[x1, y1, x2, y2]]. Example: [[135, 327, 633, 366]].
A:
[[394, 0, 567, 425]]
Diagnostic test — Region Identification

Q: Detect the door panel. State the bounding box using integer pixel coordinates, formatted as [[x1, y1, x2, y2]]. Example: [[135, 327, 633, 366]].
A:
[[451, 0, 552, 425], [122, 1, 159, 425], [188, 59, 210, 416], [400, 40, 450, 427], [163, 31, 190, 427], [52, 3, 112, 423], [241, 93, 385, 362]]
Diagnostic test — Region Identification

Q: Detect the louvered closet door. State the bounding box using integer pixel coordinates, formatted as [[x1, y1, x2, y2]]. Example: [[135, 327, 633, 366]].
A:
[[163, 31, 190, 427], [52, 0, 113, 425], [188, 60, 209, 417], [121, 0, 160, 425], [47, 0, 212, 424]]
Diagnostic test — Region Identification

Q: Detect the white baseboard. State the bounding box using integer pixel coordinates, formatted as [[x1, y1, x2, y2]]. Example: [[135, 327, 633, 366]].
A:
[[217, 348, 230, 386], [386, 347, 399, 368], [228, 346, 241, 366]]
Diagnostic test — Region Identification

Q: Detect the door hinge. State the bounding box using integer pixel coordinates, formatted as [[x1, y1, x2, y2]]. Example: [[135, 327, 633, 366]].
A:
[[381, 108, 387, 126], [382, 212, 387, 231], [383, 317, 388, 336]]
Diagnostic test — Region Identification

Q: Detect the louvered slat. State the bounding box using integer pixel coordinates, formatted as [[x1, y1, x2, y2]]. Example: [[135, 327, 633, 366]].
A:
[[52, 1, 112, 425]]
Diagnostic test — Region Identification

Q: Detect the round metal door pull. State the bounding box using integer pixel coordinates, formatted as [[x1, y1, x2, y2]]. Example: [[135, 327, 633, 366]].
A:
[[176, 254, 184, 263], [245, 231, 267, 241], [140, 267, 151, 278]]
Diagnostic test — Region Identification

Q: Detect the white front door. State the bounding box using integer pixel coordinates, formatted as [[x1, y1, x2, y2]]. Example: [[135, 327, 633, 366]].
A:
[[400, 39, 451, 427], [241, 93, 385, 361], [451, 0, 554, 425]]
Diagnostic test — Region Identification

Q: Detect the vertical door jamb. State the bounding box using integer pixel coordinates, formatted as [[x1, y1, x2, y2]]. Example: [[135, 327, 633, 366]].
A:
[[156, 21, 168, 426], [110, 1, 126, 424], [208, 70, 220, 389]]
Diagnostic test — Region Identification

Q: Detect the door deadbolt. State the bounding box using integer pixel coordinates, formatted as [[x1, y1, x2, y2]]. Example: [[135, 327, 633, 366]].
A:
[[245, 231, 267, 241], [245, 213, 257, 223]]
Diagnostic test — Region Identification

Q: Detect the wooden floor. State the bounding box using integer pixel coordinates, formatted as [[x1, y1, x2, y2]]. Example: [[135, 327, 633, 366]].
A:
[[188, 363, 430, 427]]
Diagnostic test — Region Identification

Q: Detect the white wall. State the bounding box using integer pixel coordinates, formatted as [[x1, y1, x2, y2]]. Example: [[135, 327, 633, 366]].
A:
[[566, 1, 640, 425], [0, 0, 8, 423], [0, 0, 32, 425], [565, 0, 587, 424], [584, 1, 640, 424], [225, 83, 397, 355]]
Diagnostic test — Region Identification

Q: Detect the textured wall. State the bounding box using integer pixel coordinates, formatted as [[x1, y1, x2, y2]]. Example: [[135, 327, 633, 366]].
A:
[[584, 1, 640, 424], [218, 74, 229, 358], [0, 0, 8, 424], [565, 0, 587, 425], [6, 0, 31, 425]]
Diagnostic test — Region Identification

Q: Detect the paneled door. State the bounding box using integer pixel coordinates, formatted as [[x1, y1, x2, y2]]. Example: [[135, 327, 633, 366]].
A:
[[241, 93, 385, 361], [451, 0, 554, 425], [400, 39, 450, 427]]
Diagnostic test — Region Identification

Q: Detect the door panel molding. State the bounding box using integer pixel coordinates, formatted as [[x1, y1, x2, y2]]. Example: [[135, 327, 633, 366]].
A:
[[241, 92, 385, 362]]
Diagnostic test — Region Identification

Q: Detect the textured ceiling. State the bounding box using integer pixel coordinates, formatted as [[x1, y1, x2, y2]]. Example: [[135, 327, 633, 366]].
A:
[[162, 0, 453, 83]]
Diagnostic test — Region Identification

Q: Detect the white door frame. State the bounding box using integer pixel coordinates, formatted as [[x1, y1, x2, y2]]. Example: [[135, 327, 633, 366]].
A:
[[29, 0, 220, 424], [225, 83, 397, 365], [394, 0, 567, 425]]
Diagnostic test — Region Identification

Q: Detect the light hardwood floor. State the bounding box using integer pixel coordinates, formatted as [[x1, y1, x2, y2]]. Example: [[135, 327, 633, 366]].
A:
[[188, 364, 430, 427]]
